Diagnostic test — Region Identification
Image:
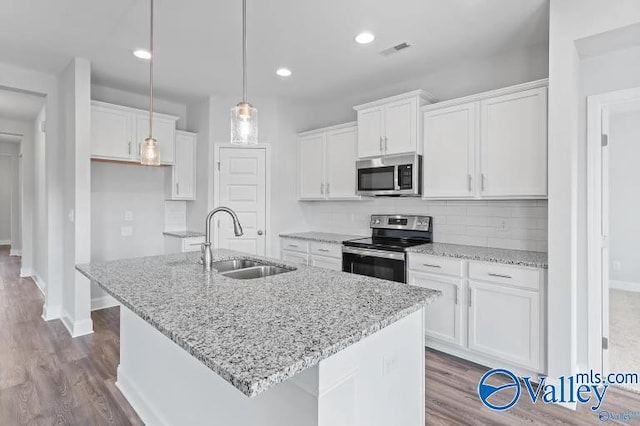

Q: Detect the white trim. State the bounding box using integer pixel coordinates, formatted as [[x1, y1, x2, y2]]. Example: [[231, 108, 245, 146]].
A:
[[116, 366, 169, 426], [0, 239, 10, 245], [298, 121, 356, 137], [41, 303, 61, 321], [213, 143, 272, 257], [586, 86, 640, 375], [421, 79, 549, 112], [20, 267, 33, 278], [354, 89, 438, 111], [610, 280, 640, 292], [32, 273, 46, 293], [60, 309, 94, 337], [91, 295, 120, 311], [9, 248, 22, 256]]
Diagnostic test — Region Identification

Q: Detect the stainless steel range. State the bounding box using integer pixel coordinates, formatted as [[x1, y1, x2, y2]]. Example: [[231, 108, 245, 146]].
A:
[[342, 214, 432, 283]]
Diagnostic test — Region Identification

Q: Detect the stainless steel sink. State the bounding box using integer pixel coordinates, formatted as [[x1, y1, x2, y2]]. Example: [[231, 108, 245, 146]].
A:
[[211, 259, 262, 272], [220, 265, 295, 280]]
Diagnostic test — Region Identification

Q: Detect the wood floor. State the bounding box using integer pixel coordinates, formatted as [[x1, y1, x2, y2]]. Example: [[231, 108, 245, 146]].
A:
[[1, 245, 639, 425]]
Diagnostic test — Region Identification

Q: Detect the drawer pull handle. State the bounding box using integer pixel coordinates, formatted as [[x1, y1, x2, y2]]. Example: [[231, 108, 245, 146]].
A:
[[488, 272, 512, 279], [188, 243, 202, 246], [423, 264, 441, 269], [288, 244, 299, 248], [317, 249, 330, 252]]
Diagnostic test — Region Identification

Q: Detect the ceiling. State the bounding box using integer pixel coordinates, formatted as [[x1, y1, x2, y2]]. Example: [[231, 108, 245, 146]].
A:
[[0, 88, 44, 121], [0, 0, 549, 102]]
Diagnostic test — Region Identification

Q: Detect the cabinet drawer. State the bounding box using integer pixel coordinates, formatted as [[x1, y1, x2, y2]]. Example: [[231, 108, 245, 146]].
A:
[[281, 250, 309, 266], [310, 241, 342, 259], [182, 236, 205, 252], [281, 238, 309, 253], [468, 261, 541, 291], [310, 254, 342, 271], [407, 253, 465, 277]]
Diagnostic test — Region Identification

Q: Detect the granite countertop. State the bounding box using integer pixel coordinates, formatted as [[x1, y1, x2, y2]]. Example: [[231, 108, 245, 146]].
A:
[[76, 250, 439, 398], [162, 230, 205, 238], [279, 231, 365, 244], [406, 242, 548, 269]]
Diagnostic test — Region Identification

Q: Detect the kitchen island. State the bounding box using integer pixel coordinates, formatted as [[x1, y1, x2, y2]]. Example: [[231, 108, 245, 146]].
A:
[[77, 249, 439, 426]]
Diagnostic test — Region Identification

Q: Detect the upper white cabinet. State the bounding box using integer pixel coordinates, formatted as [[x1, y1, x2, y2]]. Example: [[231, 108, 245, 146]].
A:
[[422, 80, 548, 200], [91, 101, 178, 165], [354, 90, 436, 159], [298, 123, 360, 201], [166, 130, 197, 200]]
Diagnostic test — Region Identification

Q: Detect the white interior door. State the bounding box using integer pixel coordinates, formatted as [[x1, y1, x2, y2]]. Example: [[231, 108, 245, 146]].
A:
[[216, 147, 266, 255], [601, 109, 610, 375]]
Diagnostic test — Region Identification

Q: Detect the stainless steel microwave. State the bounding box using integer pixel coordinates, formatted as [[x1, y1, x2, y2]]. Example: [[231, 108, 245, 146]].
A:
[[356, 153, 422, 197]]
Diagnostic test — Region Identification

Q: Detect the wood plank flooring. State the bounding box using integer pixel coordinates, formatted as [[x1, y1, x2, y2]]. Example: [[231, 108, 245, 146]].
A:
[[1, 245, 639, 425]]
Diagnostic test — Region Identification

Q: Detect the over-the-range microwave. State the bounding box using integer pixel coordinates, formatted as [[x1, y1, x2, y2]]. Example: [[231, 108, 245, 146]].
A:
[[356, 153, 422, 197]]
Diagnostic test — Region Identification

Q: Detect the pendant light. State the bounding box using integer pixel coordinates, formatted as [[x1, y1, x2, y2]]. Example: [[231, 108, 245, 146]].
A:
[[230, 0, 258, 144], [141, 0, 160, 165]]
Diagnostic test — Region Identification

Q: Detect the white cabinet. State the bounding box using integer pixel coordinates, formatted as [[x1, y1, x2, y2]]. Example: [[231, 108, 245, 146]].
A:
[[423, 103, 477, 198], [166, 131, 197, 200], [298, 123, 360, 201], [354, 91, 435, 159], [164, 235, 205, 254], [407, 252, 546, 375], [408, 272, 464, 347], [280, 238, 343, 271], [468, 280, 540, 370], [479, 88, 547, 197], [422, 81, 548, 200], [90, 101, 179, 165]]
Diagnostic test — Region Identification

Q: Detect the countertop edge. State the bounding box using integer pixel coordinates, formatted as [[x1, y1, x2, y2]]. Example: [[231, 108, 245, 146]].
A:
[[279, 232, 364, 244]]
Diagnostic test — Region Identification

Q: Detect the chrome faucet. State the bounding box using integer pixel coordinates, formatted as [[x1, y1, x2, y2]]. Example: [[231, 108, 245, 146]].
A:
[[202, 206, 244, 271]]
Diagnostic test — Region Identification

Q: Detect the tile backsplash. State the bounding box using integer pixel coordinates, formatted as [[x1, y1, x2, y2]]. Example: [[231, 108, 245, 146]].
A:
[[164, 201, 187, 231], [300, 199, 548, 252]]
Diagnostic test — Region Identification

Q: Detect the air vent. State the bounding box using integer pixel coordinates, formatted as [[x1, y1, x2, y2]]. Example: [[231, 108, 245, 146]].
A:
[[379, 42, 413, 57]]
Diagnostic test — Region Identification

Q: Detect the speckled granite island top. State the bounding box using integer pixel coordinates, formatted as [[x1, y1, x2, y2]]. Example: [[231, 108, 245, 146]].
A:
[[279, 231, 366, 244], [406, 242, 548, 268], [162, 230, 205, 238], [76, 249, 439, 397]]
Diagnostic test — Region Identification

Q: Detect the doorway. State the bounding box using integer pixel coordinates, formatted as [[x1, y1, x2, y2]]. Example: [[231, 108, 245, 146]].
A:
[[214, 145, 270, 256], [588, 88, 640, 393]]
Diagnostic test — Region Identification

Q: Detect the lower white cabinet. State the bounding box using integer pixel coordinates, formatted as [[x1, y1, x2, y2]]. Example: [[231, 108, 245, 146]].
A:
[[164, 235, 205, 254], [407, 253, 546, 375], [280, 238, 342, 271]]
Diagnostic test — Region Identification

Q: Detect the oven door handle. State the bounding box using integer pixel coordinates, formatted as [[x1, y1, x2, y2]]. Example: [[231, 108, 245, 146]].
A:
[[342, 246, 405, 261]]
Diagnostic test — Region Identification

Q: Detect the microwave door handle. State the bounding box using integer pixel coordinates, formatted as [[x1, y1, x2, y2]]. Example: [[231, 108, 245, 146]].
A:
[[394, 165, 400, 191]]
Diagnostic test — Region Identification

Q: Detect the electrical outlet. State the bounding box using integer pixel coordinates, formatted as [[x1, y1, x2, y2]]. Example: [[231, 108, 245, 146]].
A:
[[121, 226, 133, 237], [124, 211, 134, 221], [499, 218, 509, 231], [613, 261, 622, 271], [382, 354, 398, 376]]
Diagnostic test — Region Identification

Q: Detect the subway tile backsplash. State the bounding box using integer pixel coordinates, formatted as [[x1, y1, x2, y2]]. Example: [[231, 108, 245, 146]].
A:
[[300, 199, 548, 252]]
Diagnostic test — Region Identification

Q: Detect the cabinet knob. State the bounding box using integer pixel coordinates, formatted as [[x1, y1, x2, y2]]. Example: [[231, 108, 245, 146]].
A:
[[257, 230, 264, 236]]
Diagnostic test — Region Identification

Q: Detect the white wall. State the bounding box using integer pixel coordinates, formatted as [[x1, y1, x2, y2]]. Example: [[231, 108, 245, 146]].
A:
[[32, 106, 47, 286], [0, 141, 19, 246], [548, 0, 640, 379], [609, 108, 640, 285]]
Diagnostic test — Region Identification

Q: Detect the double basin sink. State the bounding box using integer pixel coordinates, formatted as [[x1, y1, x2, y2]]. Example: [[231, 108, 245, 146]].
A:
[[211, 258, 296, 280]]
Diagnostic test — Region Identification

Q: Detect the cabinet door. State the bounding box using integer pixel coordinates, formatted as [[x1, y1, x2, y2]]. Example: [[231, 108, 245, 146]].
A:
[[423, 103, 477, 198], [325, 126, 359, 199], [281, 250, 309, 266], [408, 272, 464, 347], [384, 97, 417, 155], [136, 114, 177, 165], [357, 107, 384, 158], [91, 104, 133, 161], [310, 254, 342, 271], [479, 88, 547, 197], [173, 131, 196, 200], [298, 133, 326, 199], [468, 280, 540, 370]]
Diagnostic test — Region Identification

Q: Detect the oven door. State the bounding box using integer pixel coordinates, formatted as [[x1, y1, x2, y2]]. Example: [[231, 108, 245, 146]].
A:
[[342, 246, 406, 283]]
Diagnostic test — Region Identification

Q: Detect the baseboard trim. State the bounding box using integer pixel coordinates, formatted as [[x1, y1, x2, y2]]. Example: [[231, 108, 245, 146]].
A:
[[31, 273, 46, 295], [9, 249, 22, 256], [116, 366, 168, 426], [610, 280, 640, 292], [92, 295, 120, 311], [20, 267, 34, 278], [60, 310, 94, 337], [0, 240, 10, 245], [41, 304, 62, 321]]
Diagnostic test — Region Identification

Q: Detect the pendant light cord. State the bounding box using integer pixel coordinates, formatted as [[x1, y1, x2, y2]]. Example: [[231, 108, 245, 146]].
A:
[[242, 0, 247, 104], [149, 0, 154, 139]]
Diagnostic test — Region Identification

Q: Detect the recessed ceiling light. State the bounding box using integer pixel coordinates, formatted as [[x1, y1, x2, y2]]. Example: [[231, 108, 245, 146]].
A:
[[276, 68, 292, 77], [355, 32, 375, 44], [133, 49, 152, 60]]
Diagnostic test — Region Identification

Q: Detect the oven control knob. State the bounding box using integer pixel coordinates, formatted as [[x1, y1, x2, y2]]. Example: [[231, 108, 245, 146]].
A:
[[417, 221, 423, 226]]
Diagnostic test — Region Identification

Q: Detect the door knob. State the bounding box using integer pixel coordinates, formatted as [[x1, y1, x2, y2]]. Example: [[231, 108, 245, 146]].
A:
[[257, 230, 264, 236]]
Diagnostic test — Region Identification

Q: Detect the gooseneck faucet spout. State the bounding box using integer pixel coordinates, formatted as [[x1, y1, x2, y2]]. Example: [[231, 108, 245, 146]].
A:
[[202, 206, 244, 271]]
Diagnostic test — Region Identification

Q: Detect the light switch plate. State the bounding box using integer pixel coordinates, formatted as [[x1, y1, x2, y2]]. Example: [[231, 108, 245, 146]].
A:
[[124, 211, 134, 221], [121, 226, 133, 237]]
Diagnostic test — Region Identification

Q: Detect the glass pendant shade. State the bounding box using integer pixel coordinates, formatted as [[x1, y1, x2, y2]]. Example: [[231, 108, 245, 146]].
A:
[[140, 137, 160, 165], [230, 102, 258, 144]]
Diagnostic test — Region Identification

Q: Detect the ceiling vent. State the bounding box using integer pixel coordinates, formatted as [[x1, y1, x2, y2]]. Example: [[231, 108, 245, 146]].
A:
[[379, 42, 413, 57]]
